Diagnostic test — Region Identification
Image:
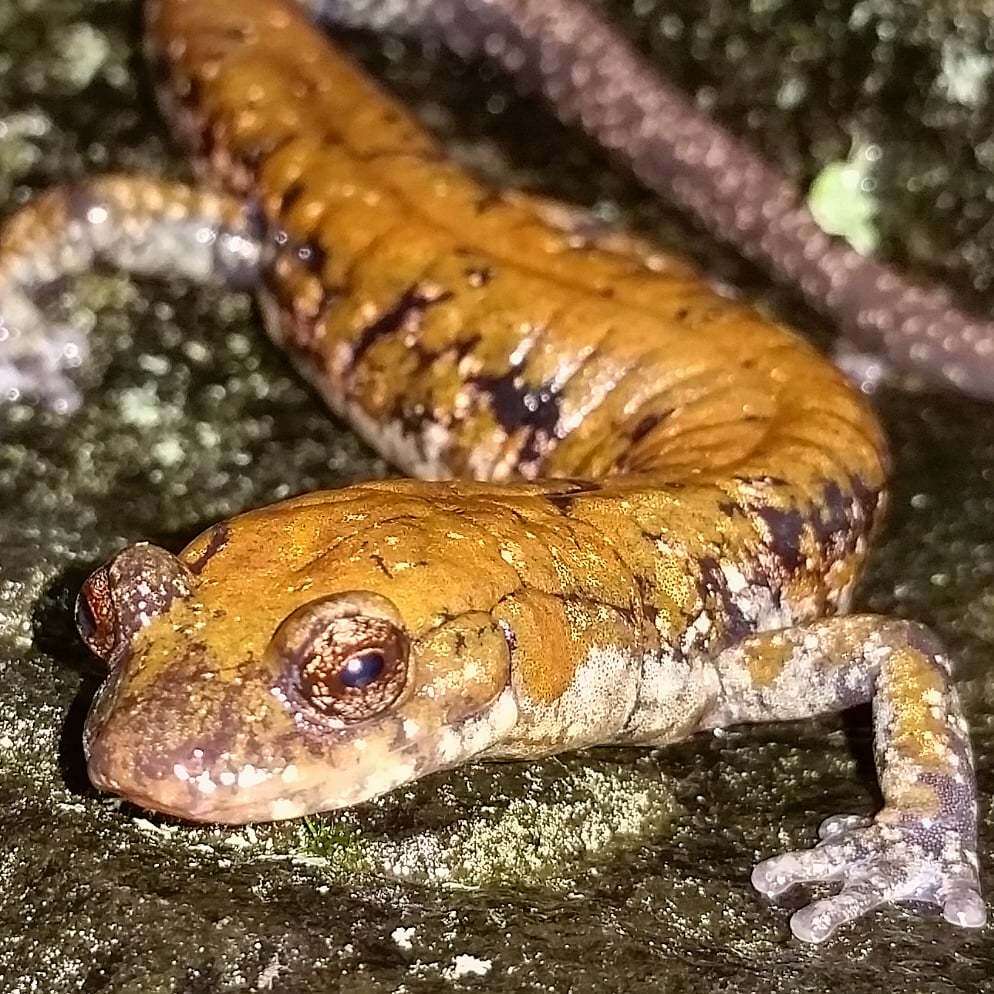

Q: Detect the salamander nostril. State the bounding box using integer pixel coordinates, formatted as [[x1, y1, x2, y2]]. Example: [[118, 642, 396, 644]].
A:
[[340, 649, 385, 688]]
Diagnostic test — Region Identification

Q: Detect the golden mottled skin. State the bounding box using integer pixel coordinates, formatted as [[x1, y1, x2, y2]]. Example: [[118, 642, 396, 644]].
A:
[[143, 0, 889, 706], [0, 0, 983, 944]]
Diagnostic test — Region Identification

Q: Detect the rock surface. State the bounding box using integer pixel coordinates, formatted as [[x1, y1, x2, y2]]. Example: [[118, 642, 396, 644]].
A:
[[1, 0, 994, 991]]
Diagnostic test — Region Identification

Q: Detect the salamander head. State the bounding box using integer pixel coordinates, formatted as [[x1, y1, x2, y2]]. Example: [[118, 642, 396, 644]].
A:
[[79, 493, 516, 823]]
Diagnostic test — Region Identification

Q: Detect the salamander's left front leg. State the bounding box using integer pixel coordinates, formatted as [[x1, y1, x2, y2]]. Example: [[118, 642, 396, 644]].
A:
[[701, 615, 986, 943], [0, 175, 261, 410]]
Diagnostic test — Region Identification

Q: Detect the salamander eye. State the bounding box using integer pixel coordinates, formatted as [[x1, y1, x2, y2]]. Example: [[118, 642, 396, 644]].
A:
[[273, 592, 410, 724], [76, 544, 193, 665], [76, 565, 118, 662], [299, 620, 408, 720]]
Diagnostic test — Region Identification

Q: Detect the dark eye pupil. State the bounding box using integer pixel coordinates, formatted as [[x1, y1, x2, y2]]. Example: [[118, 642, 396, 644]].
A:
[[76, 596, 98, 640], [340, 649, 385, 688]]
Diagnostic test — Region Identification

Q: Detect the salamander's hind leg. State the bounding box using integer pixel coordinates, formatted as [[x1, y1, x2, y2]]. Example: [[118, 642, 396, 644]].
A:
[[700, 615, 985, 943], [0, 175, 261, 411]]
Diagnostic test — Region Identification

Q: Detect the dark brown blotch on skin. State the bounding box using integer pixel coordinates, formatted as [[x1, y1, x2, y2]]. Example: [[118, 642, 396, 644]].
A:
[[471, 365, 562, 464], [815, 480, 851, 539], [754, 504, 805, 572], [629, 410, 672, 444], [276, 178, 308, 218], [544, 480, 603, 513], [187, 523, 231, 575], [848, 474, 883, 533], [349, 283, 455, 370], [697, 555, 750, 643]]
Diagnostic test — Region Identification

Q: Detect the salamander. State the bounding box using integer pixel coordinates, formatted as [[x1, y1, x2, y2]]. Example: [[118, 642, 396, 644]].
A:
[[0, 0, 985, 944]]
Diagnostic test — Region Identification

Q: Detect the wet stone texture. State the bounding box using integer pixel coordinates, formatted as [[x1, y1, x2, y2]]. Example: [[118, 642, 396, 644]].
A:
[[2, 0, 994, 990]]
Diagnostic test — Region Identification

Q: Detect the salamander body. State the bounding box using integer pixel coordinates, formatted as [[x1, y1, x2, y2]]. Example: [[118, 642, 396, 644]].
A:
[[0, 0, 985, 944]]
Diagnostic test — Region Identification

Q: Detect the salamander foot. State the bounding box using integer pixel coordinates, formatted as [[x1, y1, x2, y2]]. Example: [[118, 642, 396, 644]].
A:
[[752, 812, 986, 943]]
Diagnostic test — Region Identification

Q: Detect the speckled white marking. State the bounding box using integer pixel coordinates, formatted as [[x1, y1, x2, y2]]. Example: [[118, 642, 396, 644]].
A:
[[236, 764, 270, 790], [270, 798, 306, 820], [491, 644, 637, 756]]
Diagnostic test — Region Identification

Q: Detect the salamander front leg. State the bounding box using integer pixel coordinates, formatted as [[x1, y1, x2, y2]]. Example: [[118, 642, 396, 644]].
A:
[[0, 175, 262, 410], [700, 616, 985, 943]]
